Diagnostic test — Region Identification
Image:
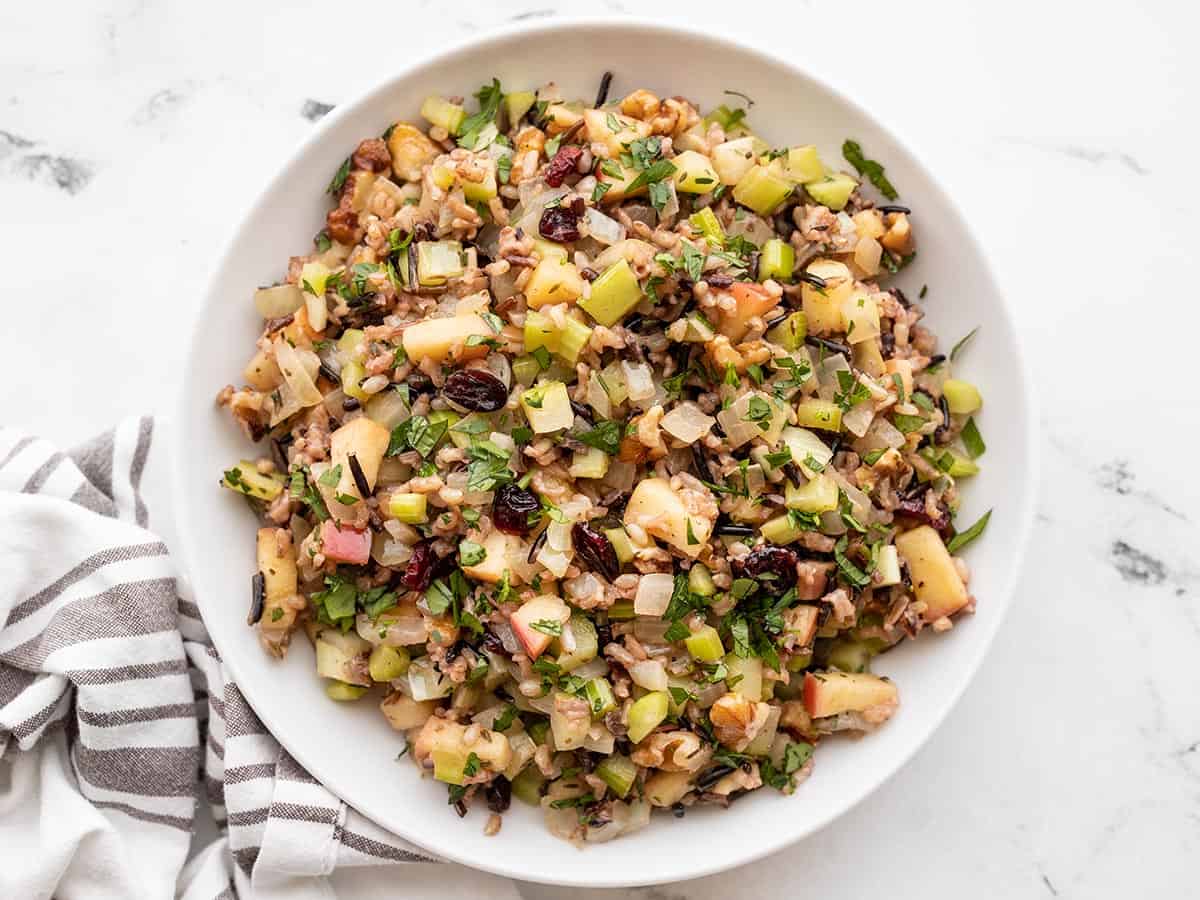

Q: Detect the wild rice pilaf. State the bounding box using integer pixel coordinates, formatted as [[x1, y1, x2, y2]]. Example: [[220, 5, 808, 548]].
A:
[[217, 74, 991, 842]]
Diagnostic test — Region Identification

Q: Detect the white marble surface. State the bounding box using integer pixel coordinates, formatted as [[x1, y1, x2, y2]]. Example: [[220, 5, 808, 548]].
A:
[[3, 0, 1198, 897]]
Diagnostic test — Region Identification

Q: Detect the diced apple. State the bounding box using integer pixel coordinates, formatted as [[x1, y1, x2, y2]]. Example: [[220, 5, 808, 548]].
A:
[[583, 108, 650, 158], [520, 381, 574, 433], [594, 160, 647, 204], [510, 595, 571, 659], [243, 349, 282, 391], [801, 259, 853, 335], [841, 293, 880, 345], [672, 150, 721, 194], [712, 136, 763, 186], [330, 416, 390, 495], [320, 520, 371, 565], [315, 630, 371, 686], [550, 692, 591, 750], [525, 257, 584, 308], [784, 605, 820, 647], [386, 122, 439, 183], [719, 281, 782, 342], [803, 670, 898, 718], [257, 527, 297, 602], [895, 525, 969, 621], [401, 313, 492, 364], [645, 770, 693, 807], [380, 692, 437, 731], [624, 477, 712, 558], [884, 358, 914, 400], [461, 530, 524, 585]]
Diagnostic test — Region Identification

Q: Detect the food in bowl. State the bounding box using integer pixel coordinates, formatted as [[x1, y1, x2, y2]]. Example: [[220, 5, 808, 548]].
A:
[[216, 72, 991, 843]]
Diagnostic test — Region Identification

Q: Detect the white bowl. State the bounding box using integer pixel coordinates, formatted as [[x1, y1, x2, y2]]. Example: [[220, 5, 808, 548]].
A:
[[173, 18, 1037, 888]]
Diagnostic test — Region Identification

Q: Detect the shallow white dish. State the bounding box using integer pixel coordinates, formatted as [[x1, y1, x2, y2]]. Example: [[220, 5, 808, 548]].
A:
[[173, 18, 1037, 887]]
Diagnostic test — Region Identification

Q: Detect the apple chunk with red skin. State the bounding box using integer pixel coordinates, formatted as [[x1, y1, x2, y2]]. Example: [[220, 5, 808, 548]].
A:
[[803, 670, 898, 718], [509, 595, 571, 659], [320, 521, 371, 565]]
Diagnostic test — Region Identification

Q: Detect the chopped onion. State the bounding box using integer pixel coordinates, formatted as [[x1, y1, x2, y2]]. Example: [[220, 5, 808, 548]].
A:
[[537, 545, 572, 579], [321, 387, 346, 417], [371, 532, 413, 567], [445, 471, 493, 507], [585, 372, 613, 419], [365, 387, 410, 430], [830, 470, 873, 524], [633, 617, 672, 645], [572, 657, 610, 681], [622, 361, 655, 402], [634, 573, 674, 616], [855, 417, 905, 453], [503, 540, 540, 584], [854, 235, 882, 276], [543, 805, 579, 840], [658, 182, 680, 222], [584, 207, 626, 246], [717, 391, 786, 449], [660, 402, 715, 445], [358, 605, 427, 647], [527, 692, 556, 715], [816, 352, 851, 403], [601, 459, 636, 493], [407, 658, 453, 701], [842, 401, 875, 437], [492, 620, 522, 655], [304, 291, 328, 332], [583, 724, 615, 755], [693, 681, 726, 708], [629, 659, 669, 691], [274, 340, 322, 409], [254, 283, 304, 318], [514, 185, 571, 234], [835, 211, 857, 239], [483, 352, 512, 389], [377, 458, 412, 488]]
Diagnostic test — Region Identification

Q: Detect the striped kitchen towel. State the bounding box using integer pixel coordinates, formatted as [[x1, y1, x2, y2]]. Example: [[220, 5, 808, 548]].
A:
[[0, 421, 520, 900]]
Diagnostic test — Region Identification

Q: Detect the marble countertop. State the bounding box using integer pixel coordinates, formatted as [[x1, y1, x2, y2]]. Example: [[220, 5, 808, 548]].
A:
[[3, 0, 1196, 897]]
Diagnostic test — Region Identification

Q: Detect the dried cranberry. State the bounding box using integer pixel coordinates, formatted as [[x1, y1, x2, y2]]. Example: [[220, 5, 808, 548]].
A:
[[572, 522, 619, 582], [443, 369, 508, 412], [485, 777, 512, 813], [544, 144, 584, 187], [492, 484, 540, 535], [539, 204, 581, 243], [740, 545, 799, 589], [399, 541, 436, 591], [895, 494, 950, 531]]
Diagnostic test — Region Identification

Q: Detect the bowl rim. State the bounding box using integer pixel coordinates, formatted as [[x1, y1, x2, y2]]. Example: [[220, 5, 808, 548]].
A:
[[171, 15, 1038, 887]]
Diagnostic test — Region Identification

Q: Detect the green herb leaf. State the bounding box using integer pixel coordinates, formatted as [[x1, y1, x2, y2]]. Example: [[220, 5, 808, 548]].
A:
[[892, 413, 927, 434], [833, 535, 872, 588], [318, 464, 343, 488], [577, 419, 623, 456], [457, 78, 503, 149], [314, 230, 332, 252], [459, 540, 486, 567], [493, 704, 518, 732], [627, 159, 677, 193], [950, 327, 979, 362], [530, 619, 563, 636], [681, 242, 706, 282], [841, 139, 898, 200], [961, 418, 986, 458], [946, 510, 991, 554], [425, 579, 454, 616], [326, 157, 351, 195]]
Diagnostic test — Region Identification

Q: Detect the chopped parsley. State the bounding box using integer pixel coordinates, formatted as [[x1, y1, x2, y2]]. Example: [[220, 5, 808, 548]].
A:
[[459, 540, 486, 567], [387, 414, 448, 458], [961, 418, 986, 458], [326, 157, 351, 195], [530, 619, 563, 636], [842, 139, 898, 200], [577, 419, 623, 455], [457, 78, 503, 149]]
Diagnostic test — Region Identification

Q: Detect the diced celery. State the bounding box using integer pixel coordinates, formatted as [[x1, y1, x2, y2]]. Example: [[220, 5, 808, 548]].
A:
[[556, 317, 593, 364], [724, 654, 762, 701], [682, 313, 716, 342], [511, 764, 546, 805], [432, 747, 469, 784], [523, 310, 558, 355], [688, 563, 717, 597], [684, 625, 725, 662], [550, 691, 591, 749], [388, 492, 428, 524], [607, 600, 635, 620], [569, 446, 610, 480], [300, 261, 331, 296], [875, 544, 902, 586], [785, 474, 839, 513], [532, 237, 569, 261], [584, 677, 617, 716], [520, 381, 574, 433], [759, 238, 795, 283], [416, 241, 464, 286], [672, 150, 721, 194], [337, 325, 365, 356], [526, 718, 550, 745], [325, 680, 369, 701], [827, 639, 873, 673], [420, 96, 466, 134], [942, 379, 982, 415], [704, 104, 748, 131], [594, 754, 637, 798], [626, 691, 669, 743], [221, 461, 284, 501], [795, 399, 843, 432], [461, 161, 498, 203], [578, 259, 642, 327], [511, 354, 541, 387], [760, 514, 802, 546], [732, 166, 794, 216], [504, 90, 537, 127], [426, 409, 460, 434], [341, 360, 368, 402], [766, 311, 807, 349], [690, 206, 726, 247], [805, 173, 857, 211], [784, 145, 825, 183], [555, 614, 598, 672], [606, 527, 636, 565], [924, 446, 979, 478], [368, 645, 411, 682], [787, 652, 814, 672]]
